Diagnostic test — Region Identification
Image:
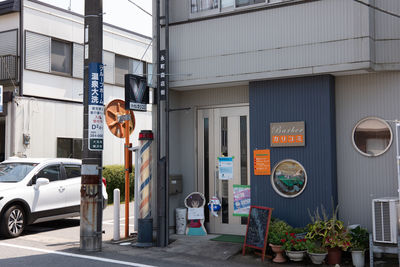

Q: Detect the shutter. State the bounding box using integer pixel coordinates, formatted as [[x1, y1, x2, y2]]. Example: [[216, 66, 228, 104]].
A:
[[103, 51, 114, 84], [26, 31, 50, 72], [73, 43, 83, 78], [0, 30, 17, 55]]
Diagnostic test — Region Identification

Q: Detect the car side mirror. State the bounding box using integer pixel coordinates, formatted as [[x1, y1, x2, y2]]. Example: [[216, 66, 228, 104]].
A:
[[34, 178, 50, 190]]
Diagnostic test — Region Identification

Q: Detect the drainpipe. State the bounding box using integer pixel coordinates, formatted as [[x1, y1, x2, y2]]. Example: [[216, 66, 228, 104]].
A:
[[19, 0, 23, 96]]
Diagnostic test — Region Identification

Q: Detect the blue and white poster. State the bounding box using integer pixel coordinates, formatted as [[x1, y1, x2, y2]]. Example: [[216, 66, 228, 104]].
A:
[[88, 62, 104, 151], [218, 157, 233, 180], [233, 185, 251, 217]]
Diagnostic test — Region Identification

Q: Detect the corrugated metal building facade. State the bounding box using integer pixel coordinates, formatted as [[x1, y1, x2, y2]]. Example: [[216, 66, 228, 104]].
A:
[[155, 0, 400, 233]]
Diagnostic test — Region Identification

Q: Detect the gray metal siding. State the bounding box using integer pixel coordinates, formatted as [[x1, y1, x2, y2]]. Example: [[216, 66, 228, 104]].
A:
[[0, 30, 17, 55], [249, 75, 336, 227], [25, 31, 50, 72], [168, 0, 372, 88], [72, 43, 83, 78], [335, 72, 400, 231], [374, 0, 400, 67]]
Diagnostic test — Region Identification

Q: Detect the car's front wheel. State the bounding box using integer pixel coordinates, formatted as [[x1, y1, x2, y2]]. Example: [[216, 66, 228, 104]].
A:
[[1, 205, 25, 238]]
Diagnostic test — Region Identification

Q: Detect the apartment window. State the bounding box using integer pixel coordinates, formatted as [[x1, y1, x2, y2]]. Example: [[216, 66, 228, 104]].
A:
[[147, 63, 154, 87], [51, 39, 72, 75], [57, 138, 82, 159], [191, 0, 218, 13], [235, 0, 265, 7], [115, 55, 129, 85], [115, 54, 145, 85], [190, 0, 294, 15]]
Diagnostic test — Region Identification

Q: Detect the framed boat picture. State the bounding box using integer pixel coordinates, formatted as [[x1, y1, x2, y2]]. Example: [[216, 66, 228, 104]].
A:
[[271, 159, 307, 198]]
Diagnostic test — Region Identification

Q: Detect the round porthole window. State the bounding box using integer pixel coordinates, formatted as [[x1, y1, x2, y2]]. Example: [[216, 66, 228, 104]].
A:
[[352, 117, 392, 157], [271, 159, 307, 198]]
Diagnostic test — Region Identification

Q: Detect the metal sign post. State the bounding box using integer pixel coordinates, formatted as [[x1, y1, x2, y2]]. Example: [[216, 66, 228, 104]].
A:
[[80, 0, 103, 252], [124, 112, 131, 238]]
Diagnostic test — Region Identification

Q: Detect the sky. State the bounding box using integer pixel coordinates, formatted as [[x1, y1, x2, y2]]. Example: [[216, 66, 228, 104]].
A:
[[37, 0, 152, 37]]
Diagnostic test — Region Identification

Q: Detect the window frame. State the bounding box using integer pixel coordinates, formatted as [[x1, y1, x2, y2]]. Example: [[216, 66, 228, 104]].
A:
[[33, 164, 62, 184], [189, 0, 295, 18], [270, 159, 307, 198], [57, 137, 82, 159], [352, 116, 393, 157], [114, 53, 146, 86], [50, 38, 73, 76], [62, 164, 81, 180]]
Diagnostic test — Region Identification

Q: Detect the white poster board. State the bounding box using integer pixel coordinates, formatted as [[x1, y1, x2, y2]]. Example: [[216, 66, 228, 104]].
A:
[[218, 157, 233, 180], [187, 208, 204, 220]]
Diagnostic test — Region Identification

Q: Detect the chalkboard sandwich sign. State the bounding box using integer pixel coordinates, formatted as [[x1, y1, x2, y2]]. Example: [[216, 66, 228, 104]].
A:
[[242, 205, 273, 261]]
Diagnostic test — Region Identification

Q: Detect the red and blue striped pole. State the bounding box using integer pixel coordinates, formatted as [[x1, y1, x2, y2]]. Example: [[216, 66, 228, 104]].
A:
[[139, 130, 153, 219]]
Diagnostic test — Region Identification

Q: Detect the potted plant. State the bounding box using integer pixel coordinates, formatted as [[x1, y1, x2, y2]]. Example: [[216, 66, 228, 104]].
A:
[[306, 241, 328, 264], [350, 226, 369, 267], [268, 219, 292, 263], [281, 232, 308, 261], [306, 204, 351, 265]]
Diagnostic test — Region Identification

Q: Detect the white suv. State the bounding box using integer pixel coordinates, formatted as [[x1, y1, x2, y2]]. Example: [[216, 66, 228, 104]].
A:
[[0, 158, 108, 238]]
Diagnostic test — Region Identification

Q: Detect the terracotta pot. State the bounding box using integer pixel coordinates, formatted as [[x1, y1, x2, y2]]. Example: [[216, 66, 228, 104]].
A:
[[327, 247, 342, 265], [269, 244, 286, 263]]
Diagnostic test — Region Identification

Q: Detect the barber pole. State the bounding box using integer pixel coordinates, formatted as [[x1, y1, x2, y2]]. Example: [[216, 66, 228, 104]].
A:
[[139, 130, 153, 219]]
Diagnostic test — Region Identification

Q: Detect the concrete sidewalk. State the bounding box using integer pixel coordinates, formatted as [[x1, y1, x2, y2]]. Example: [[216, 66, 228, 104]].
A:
[[101, 233, 399, 267]]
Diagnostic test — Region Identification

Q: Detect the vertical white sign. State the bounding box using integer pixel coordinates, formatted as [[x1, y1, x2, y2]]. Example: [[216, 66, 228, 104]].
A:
[[0, 85, 3, 113]]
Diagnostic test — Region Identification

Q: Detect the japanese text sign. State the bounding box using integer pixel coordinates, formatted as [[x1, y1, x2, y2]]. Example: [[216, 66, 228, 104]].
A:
[[218, 157, 233, 180], [254, 149, 271, 175], [270, 121, 305, 147], [233, 185, 251, 217], [159, 50, 166, 100], [88, 62, 104, 151]]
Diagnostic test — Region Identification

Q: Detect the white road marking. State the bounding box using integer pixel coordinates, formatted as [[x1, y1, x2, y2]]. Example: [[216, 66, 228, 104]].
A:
[[0, 242, 156, 267], [103, 222, 135, 227], [103, 216, 135, 223]]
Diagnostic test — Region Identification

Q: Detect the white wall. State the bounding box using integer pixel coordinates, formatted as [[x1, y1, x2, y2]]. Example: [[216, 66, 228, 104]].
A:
[[0, 12, 19, 32], [11, 96, 152, 165]]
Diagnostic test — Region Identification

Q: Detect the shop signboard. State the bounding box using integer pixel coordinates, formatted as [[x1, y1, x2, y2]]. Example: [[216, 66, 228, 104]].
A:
[[159, 50, 166, 100], [253, 149, 271, 175], [218, 157, 233, 180], [270, 121, 305, 147], [233, 185, 251, 217], [88, 62, 104, 151]]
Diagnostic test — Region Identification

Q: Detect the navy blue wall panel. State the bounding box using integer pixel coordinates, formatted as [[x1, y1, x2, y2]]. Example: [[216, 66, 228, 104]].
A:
[[249, 75, 337, 227]]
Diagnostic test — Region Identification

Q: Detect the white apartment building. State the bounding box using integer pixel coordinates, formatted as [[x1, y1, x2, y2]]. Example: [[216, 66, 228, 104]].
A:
[[0, 0, 153, 164]]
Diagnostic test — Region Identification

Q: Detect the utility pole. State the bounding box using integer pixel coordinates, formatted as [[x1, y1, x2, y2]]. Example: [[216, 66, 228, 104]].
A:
[[81, 0, 104, 252], [156, 0, 169, 247]]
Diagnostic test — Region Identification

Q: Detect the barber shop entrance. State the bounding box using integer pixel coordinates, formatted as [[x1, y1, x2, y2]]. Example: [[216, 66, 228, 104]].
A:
[[197, 105, 249, 235]]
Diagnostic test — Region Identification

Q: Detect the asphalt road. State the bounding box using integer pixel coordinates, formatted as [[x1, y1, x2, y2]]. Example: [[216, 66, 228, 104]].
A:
[[0, 202, 156, 267]]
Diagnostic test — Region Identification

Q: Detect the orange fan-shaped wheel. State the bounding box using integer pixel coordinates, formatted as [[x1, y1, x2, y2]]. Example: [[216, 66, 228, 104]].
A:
[[104, 99, 135, 138]]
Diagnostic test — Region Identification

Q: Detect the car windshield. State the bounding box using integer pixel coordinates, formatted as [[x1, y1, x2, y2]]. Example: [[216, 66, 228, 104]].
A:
[[0, 163, 37, 183]]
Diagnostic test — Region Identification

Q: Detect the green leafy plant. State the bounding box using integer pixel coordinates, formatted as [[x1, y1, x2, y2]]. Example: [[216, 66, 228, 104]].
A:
[[306, 203, 351, 251], [281, 233, 309, 251], [306, 241, 327, 254], [268, 219, 293, 245], [350, 226, 369, 251], [103, 165, 135, 204]]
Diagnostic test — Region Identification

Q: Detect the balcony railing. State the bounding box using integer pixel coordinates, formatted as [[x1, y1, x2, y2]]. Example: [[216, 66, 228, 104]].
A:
[[0, 54, 18, 85]]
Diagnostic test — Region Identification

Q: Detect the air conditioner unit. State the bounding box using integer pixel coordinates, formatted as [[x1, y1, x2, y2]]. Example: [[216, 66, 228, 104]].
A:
[[372, 197, 399, 244]]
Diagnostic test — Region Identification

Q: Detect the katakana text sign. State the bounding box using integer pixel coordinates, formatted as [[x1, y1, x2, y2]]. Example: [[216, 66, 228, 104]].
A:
[[88, 62, 104, 151]]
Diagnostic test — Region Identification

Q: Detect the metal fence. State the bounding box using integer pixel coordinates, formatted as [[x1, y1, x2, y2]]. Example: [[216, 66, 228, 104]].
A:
[[0, 55, 18, 84]]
